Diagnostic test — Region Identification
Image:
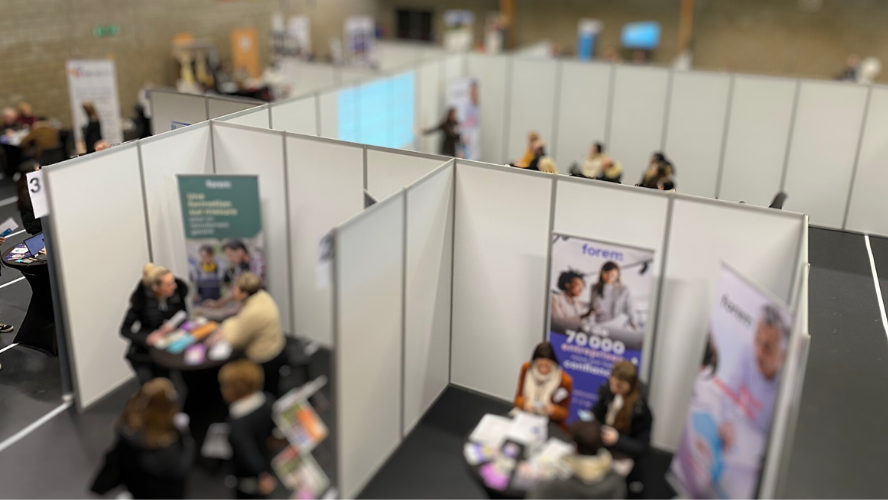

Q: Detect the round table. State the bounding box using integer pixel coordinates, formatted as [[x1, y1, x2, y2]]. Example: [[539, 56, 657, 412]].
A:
[[464, 415, 571, 499], [150, 338, 239, 454], [2, 244, 56, 355]]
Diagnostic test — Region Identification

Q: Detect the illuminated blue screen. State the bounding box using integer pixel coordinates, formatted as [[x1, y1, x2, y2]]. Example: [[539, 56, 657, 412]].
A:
[[621, 22, 661, 50], [337, 72, 415, 149]]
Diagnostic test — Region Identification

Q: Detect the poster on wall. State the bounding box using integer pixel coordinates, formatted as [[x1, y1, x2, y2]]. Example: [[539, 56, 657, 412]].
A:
[[66, 59, 123, 147], [546, 234, 655, 423], [669, 264, 794, 499], [344, 16, 376, 67], [177, 175, 266, 314], [446, 78, 480, 160]]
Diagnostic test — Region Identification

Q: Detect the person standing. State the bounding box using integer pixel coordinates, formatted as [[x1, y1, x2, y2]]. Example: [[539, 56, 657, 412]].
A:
[[82, 101, 103, 154], [422, 107, 462, 157], [0, 234, 14, 334]]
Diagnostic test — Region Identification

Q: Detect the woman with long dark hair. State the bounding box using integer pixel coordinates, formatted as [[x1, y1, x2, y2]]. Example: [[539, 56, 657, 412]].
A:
[[82, 101, 103, 154], [586, 261, 636, 329], [422, 107, 462, 157]]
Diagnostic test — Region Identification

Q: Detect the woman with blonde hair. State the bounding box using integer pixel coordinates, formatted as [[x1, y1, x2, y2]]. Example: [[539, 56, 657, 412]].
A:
[[538, 157, 559, 175], [91, 378, 194, 499], [120, 263, 190, 384]]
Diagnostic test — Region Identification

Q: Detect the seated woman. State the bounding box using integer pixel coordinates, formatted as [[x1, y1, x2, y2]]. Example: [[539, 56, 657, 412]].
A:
[[91, 378, 194, 499], [513, 342, 573, 427], [210, 273, 287, 397], [120, 263, 189, 384], [591, 360, 653, 492]]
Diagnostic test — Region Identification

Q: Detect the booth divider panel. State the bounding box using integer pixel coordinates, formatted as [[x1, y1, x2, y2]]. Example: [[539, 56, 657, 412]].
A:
[[845, 86, 888, 236], [212, 125, 293, 333], [335, 193, 405, 499], [552, 180, 669, 381], [47, 146, 148, 409], [418, 60, 442, 155], [366, 149, 447, 202], [340, 67, 373, 85], [140, 124, 214, 279], [608, 65, 670, 185], [443, 53, 466, 84], [271, 96, 319, 136], [651, 198, 804, 451], [377, 41, 422, 70], [506, 58, 558, 169], [218, 106, 270, 129], [150, 91, 207, 136], [467, 54, 509, 164], [553, 61, 611, 170], [276, 60, 338, 96], [663, 72, 732, 199], [318, 88, 340, 140], [451, 163, 554, 401], [404, 164, 455, 435], [207, 97, 260, 120], [286, 136, 364, 347], [782, 81, 868, 228], [718, 76, 797, 206]]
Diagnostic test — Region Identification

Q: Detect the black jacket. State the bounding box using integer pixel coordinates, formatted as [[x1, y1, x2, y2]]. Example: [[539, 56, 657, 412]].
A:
[[91, 427, 194, 499], [227, 394, 277, 479], [424, 120, 461, 157], [83, 120, 102, 154], [591, 383, 653, 459], [20, 204, 42, 235], [120, 278, 189, 360]]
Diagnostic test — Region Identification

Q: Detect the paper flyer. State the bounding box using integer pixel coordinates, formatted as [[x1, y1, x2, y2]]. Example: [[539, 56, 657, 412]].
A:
[[547, 234, 656, 422], [669, 264, 794, 499], [272, 446, 330, 499], [273, 395, 328, 453], [0, 217, 18, 237]]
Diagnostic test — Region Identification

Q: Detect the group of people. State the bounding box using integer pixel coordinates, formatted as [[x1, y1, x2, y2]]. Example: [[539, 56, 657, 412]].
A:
[[514, 342, 654, 499], [108, 261, 289, 498]]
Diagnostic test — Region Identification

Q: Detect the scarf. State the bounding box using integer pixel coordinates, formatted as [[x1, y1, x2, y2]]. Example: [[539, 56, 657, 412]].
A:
[[523, 363, 562, 405]]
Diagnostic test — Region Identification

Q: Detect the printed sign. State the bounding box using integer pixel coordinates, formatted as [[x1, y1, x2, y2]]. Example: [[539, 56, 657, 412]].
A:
[[547, 234, 655, 423], [66, 59, 123, 146], [26, 169, 49, 218]]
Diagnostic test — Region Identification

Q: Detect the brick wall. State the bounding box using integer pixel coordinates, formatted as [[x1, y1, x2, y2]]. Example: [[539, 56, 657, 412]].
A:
[[0, 0, 376, 128]]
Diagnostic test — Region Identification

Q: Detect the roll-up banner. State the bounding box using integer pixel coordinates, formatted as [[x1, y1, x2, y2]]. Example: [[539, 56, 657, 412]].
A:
[[344, 16, 376, 67], [547, 234, 655, 423], [66, 59, 123, 146], [669, 264, 795, 499], [177, 175, 265, 314], [446, 78, 480, 160]]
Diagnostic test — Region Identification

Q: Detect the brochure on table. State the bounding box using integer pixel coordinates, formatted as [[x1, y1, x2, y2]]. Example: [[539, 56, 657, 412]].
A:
[[669, 264, 795, 499], [546, 234, 655, 423], [177, 175, 266, 308]]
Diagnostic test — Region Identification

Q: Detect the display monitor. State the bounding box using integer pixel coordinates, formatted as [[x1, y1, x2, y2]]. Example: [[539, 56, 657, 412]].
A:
[[621, 21, 661, 50]]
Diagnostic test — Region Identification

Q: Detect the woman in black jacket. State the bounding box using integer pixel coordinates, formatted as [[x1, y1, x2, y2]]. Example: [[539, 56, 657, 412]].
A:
[[120, 263, 189, 384], [422, 107, 462, 157], [82, 101, 103, 154], [91, 378, 194, 499]]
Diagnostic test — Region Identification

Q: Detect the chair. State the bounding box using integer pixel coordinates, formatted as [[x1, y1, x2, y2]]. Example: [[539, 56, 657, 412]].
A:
[[769, 191, 788, 210], [39, 145, 66, 166], [19, 123, 59, 160]]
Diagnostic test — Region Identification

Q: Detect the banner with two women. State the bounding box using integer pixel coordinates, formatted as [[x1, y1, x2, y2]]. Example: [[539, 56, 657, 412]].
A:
[[547, 234, 655, 423]]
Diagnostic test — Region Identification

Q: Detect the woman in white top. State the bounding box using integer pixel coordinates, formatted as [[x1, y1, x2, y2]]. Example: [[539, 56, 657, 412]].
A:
[[587, 261, 636, 330], [550, 270, 586, 333]]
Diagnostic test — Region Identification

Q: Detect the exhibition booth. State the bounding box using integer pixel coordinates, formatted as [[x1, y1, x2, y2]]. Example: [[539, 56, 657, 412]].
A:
[[154, 45, 888, 238]]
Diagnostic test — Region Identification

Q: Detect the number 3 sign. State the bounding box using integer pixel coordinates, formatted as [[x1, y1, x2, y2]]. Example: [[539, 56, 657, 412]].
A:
[[26, 169, 49, 218]]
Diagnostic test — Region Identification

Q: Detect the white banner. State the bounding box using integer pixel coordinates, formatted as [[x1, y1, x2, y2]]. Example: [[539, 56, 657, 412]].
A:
[[66, 59, 123, 146], [446, 78, 480, 160], [344, 16, 376, 67]]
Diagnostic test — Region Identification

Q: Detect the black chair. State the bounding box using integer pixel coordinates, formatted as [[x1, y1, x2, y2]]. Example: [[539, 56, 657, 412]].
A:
[[769, 191, 788, 210], [39, 145, 66, 166]]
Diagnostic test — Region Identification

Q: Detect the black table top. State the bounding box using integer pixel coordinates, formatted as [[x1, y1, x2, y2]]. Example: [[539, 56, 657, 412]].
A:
[[464, 414, 571, 499], [149, 337, 239, 371], [2, 243, 47, 271]]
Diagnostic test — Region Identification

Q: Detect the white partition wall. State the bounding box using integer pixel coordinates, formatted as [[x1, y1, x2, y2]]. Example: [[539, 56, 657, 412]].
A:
[[418, 59, 442, 154], [139, 123, 214, 278], [46, 145, 149, 409], [271, 95, 319, 136], [651, 198, 804, 450], [845, 86, 888, 235], [467, 54, 509, 163], [366, 147, 448, 201], [212, 123, 293, 333], [608, 65, 671, 184], [334, 193, 405, 499], [663, 72, 732, 198], [553, 61, 612, 168], [207, 97, 261, 120], [782, 81, 868, 228], [403, 163, 455, 435], [451, 162, 554, 400], [506, 58, 558, 166], [150, 90, 207, 135], [443, 53, 466, 84], [552, 179, 670, 380], [218, 105, 270, 129], [286, 135, 364, 346], [318, 87, 341, 139], [718, 76, 798, 206]]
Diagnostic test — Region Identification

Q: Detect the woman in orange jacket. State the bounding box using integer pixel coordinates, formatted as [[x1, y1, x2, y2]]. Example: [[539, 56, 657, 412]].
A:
[[514, 342, 573, 427]]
